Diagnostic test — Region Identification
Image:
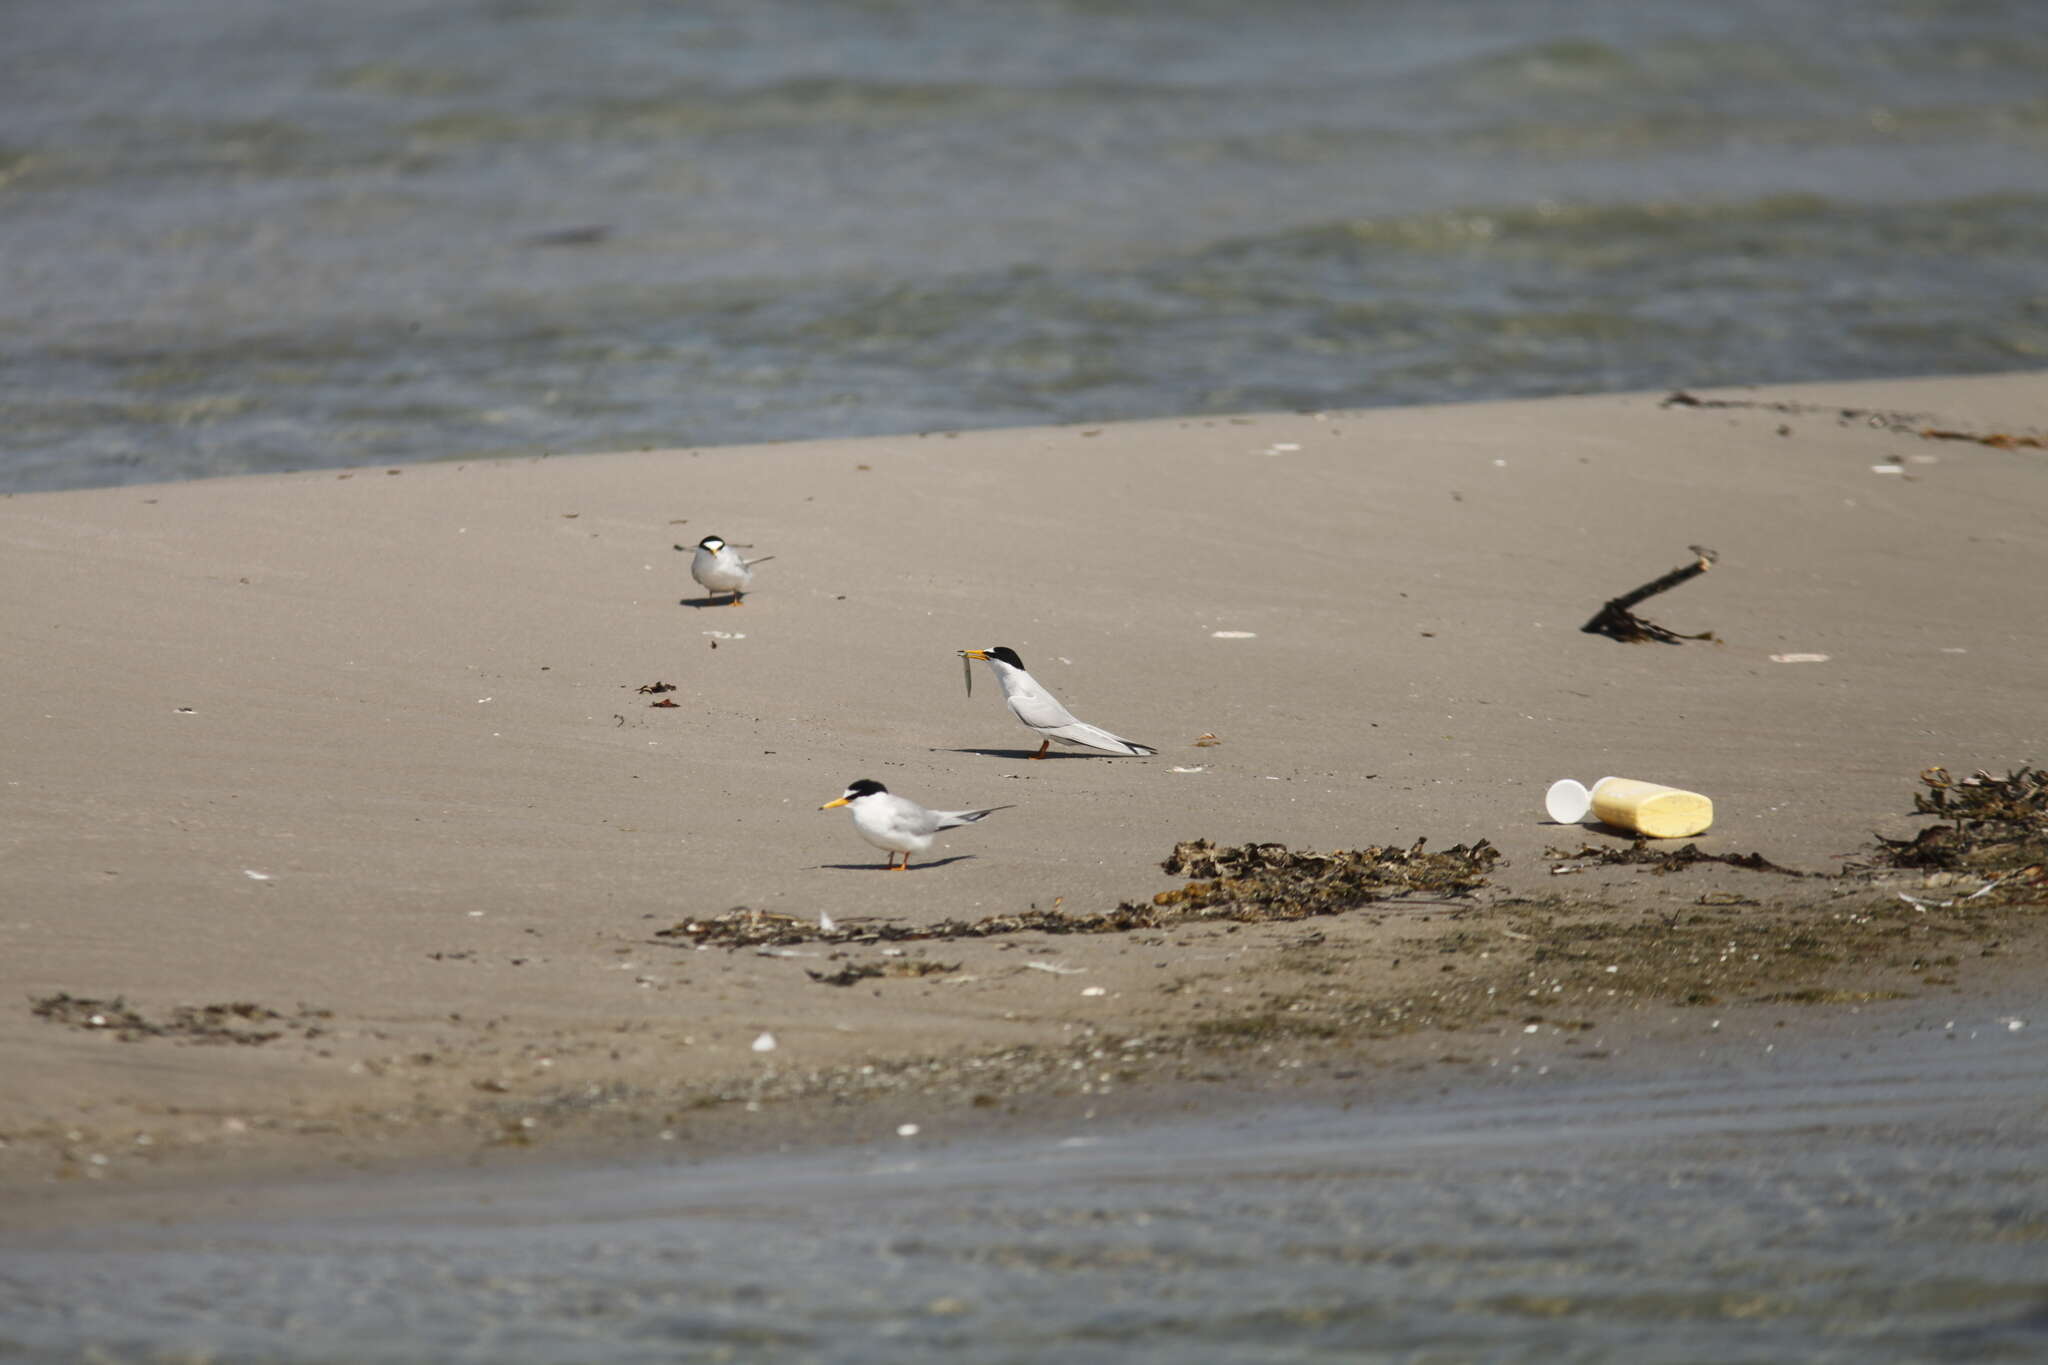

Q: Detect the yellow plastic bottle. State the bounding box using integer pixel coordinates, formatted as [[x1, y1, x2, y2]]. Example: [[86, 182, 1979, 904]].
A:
[[1545, 776, 1714, 839]]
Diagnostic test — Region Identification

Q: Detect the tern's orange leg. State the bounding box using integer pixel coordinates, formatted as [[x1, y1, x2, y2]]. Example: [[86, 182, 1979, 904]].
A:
[[1031, 739, 1050, 759]]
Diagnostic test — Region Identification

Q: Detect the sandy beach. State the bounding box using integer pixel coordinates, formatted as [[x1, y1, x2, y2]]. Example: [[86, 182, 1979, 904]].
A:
[[3, 372, 2044, 1213]]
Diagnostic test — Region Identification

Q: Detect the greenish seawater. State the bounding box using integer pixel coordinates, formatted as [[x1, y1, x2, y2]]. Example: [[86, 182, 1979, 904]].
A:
[[2, 0, 2044, 490]]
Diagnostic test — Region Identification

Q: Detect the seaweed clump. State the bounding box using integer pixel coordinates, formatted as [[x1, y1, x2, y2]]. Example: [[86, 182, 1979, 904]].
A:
[[1873, 766, 2048, 886], [1546, 841, 1811, 877], [659, 837, 1499, 949], [1148, 837, 1498, 914]]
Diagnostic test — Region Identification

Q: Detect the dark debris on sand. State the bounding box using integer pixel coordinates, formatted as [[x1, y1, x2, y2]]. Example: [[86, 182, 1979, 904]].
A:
[[1866, 766, 2048, 896], [660, 838, 1500, 951], [1149, 837, 1499, 912], [29, 994, 331, 1045], [1581, 545, 1719, 644], [1546, 841, 1813, 878], [1547, 766, 2045, 906], [806, 959, 960, 987]]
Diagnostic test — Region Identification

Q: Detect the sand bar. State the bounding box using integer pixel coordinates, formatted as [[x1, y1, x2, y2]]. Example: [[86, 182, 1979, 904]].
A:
[[3, 372, 2044, 1208]]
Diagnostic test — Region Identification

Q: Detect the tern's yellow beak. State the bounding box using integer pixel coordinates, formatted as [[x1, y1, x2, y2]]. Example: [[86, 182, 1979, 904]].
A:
[[959, 648, 990, 660], [820, 795, 852, 810]]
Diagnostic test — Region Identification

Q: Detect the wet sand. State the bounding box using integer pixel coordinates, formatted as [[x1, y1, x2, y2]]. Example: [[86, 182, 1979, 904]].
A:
[[2, 372, 2044, 1215], [3, 990, 2042, 1363]]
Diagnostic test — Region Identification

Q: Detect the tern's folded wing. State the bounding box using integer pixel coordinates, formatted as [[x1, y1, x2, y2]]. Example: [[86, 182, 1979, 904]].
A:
[[935, 804, 1014, 828], [1045, 721, 1157, 756], [1004, 687, 1081, 732]]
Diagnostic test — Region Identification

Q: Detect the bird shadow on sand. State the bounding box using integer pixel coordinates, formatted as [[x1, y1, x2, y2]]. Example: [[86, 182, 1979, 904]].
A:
[[679, 595, 745, 609], [930, 746, 1093, 760], [819, 855, 977, 872]]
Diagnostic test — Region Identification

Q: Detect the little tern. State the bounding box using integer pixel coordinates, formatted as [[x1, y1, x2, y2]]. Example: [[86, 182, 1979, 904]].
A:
[[685, 534, 773, 605], [958, 646, 1157, 759], [820, 779, 1011, 870]]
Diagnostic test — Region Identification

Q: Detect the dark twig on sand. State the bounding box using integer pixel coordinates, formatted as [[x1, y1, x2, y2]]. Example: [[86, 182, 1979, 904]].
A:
[[1582, 545, 1719, 644], [1918, 428, 2047, 451]]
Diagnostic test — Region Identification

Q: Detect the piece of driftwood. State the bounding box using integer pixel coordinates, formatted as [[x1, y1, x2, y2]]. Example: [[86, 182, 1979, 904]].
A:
[[1582, 545, 1719, 643]]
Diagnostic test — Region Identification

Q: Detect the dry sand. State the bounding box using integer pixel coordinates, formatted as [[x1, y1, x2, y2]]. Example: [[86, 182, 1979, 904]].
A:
[[3, 372, 2045, 1210]]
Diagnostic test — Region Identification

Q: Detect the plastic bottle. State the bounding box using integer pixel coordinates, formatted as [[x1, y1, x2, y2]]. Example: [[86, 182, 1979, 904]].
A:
[[1545, 776, 1713, 839]]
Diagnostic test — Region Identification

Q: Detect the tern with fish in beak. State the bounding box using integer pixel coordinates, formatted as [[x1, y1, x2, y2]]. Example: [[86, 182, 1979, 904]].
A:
[[958, 646, 1157, 759]]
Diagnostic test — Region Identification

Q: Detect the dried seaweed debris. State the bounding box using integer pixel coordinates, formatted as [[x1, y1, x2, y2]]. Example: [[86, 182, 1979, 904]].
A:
[[29, 994, 329, 1045], [806, 959, 960, 987], [1152, 837, 1498, 910], [1659, 391, 2043, 451], [1547, 841, 1811, 877], [1872, 766, 2048, 886], [660, 838, 1499, 949]]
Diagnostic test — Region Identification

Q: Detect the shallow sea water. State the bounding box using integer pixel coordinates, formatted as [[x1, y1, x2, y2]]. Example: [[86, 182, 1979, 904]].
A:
[[3, 1010, 2044, 1362], [3, 0, 2046, 490]]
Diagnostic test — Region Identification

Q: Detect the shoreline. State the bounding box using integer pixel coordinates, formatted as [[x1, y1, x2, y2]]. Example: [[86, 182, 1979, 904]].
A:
[[3, 372, 2044, 1215], [8, 976, 2041, 1238]]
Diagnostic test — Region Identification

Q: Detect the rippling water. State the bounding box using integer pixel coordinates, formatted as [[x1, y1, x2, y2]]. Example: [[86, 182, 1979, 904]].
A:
[[4, 1010, 2044, 1362], [2, 0, 2045, 491]]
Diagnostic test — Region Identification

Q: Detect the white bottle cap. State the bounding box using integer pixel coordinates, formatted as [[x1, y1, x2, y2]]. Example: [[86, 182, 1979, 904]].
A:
[[1545, 778, 1591, 824], [1546, 777, 1624, 825]]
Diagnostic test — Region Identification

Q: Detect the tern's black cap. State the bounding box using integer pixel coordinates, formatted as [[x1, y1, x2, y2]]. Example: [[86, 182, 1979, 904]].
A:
[[696, 534, 726, 549], [842, 779, 887, 798], [985, 646, 1024, 669]]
